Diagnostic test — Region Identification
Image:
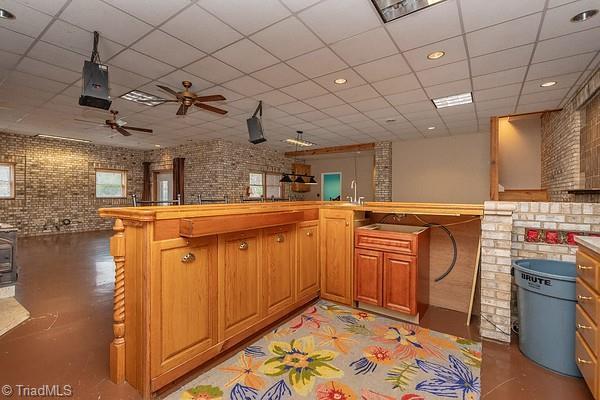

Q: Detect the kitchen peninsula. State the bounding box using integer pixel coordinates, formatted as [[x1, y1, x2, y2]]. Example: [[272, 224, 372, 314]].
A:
[[99, 201, 483, 399]]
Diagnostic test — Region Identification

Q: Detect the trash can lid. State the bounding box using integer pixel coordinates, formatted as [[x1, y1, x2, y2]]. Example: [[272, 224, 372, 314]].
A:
[[513, 259, 576, 282]]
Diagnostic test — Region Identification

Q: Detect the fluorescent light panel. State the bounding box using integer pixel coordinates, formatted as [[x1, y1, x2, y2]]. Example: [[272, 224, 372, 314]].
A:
[[371, 0, 446, 23], [35, 134, 91, 143], [285, 138, 315, 147], [120, 90, 165, 107], [432, 92, 473, 109]]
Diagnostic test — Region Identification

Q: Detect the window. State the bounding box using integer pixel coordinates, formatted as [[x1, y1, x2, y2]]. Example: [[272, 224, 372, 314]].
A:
[[249, 172, 283, 199], [0, 163, 14, 199], [96, 169, 127, 198]]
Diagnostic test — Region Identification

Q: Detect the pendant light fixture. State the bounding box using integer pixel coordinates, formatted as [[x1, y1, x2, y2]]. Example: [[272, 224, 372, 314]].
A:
[[280, 130, 318, 184]]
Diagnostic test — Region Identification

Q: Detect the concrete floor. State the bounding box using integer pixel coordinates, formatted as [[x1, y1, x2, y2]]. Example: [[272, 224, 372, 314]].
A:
[[0, 230, 593, 399]]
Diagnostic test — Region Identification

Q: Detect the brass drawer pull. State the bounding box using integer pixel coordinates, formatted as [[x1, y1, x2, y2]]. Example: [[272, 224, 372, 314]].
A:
[[578, 295, 593, 301], [276, 234, 284, 243], [578, 264, 593, 271], [181, 252, 195, 263], [577, 323, 593, 330], [577, 357, 593, 365], [239, 241, 248, 250], [306, 231, 313, 237]]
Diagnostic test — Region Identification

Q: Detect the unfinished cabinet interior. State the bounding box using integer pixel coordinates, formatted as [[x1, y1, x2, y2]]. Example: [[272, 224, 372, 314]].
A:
[[354, 224, 430, 317]]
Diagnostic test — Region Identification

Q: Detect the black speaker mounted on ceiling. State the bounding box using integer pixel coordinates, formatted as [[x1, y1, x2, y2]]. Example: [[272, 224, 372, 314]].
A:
[[247, 100, 266, 144], [79, 31, 111, 110]]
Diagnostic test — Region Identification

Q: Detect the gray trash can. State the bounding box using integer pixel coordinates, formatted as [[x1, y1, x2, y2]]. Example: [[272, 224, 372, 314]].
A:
[[513, 259, 581, 377]]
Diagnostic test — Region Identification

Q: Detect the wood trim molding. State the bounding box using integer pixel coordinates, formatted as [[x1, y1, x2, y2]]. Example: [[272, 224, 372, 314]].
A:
[[490, 116, 499, 201], [109, 218, 126, 384], [284, 143, 374, 157]]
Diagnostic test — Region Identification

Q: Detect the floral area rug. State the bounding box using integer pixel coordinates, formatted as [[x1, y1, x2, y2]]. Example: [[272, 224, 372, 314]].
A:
[[168, 301, 482, 400]]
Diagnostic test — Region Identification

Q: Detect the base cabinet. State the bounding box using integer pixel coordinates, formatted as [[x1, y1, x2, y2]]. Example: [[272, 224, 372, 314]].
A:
[[297, 221, 319, 299], [263, 224, 295, 315], [354, 248, 383, 306], [320, 209, 354, 305], [383, 253, 417, 314]]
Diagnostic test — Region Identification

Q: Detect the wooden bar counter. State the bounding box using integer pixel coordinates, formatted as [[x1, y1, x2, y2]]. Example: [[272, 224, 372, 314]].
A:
[[99, 201, 483, 399]]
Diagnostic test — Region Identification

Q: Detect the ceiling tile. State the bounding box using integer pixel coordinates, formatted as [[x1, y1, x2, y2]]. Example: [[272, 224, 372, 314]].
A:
[[425, 79, 472, 98], [3, 70, 69, 93], [313, 68, 366, 92], [350, 97, 390, 112], [516, 99, 561, 113], [402, 109, 439, 121], [213, 39, 279, 73], [395, 101, 436, 114], [364, 107, 403, 120], [110, 49, 175, 79], [354, 53, 411, 82], [222, 75, 273, 96], [521, 71, 581, 94], [260, 90, 297, 106], [372, 73, 421, 96], [17, 57, 80, 83], [281, 80, 327, 99], [251, 63, 306, 88], [385, 88, 429, 106], [199, 0, 290, 35], [416, 60, 469, 87], [287, 47, 347, 78], [527, 53, 596, 80], [157, 70, 213, 91], [297, 0, 380, 44], [476, 96, 517, 112], [41, 20, 125, 59], [132, 30, 205, 68], [161, 5, 242, 53], [12, 0, 68, 16], [460, 0, 545, 32], [27, 40, 87, 72], [102, 0, 192, 25], [0, 1, 53, 37], [519, 88, 569, 104], [322, 104, 357, 117], [184, 56, 243, 84], [473, 83, 522, 102], [386, 0, 462, 51], [0, 26, 35, 54], [533, 27, 600, 62], [60, 0, 152, 46], [540, 0, 600, 40], [403, 36, 467, 72], [437, 102, 475, 116], [331, 27, 397, 66], [280, 0, 321, 12], [277, 101, 315, 114], [250, 17, 323, 60], [335, 84, 379, 102], [107, 65, 151, 87], [303, 93, 345, 109], [0, 50, 20, 70], [472, 67, 527, 90], [295, 110, 330, 121], [470, 44, 534, 76], [466, 13, 542, 57]]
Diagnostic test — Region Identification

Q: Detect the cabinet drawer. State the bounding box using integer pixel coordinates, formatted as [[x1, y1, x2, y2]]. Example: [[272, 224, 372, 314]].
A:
[[577, 304, 598, 354], [577, 278, 599, 323], [355, 232, 416, 255], [577, 250, 600, 290], [576, 331, 597, 396]]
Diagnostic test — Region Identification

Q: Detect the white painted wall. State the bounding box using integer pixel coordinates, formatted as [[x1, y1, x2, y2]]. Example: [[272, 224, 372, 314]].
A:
[[498, 117, 542, 189], [392, 133, 490, 203]]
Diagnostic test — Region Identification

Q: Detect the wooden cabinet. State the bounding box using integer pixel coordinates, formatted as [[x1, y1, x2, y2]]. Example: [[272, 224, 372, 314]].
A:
[[320, 209, 354, 305], [297, 221, 319, 300], [263, 224, 295, 315], [354, 225, 429, 316], [150, 236, 218, 377], [218, 230, 262, 340]]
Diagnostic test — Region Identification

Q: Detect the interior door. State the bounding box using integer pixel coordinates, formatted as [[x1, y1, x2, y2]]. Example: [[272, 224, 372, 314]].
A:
[[322, 172, 342, 201], [355, 248, 383, 306], [263, 224, 295, 315], [297, 221, 319, 299], [383, 253, 417, 315], [155, 171, 173, 203]]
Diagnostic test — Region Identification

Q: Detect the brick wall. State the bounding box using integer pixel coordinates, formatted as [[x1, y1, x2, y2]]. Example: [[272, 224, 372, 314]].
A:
[[481, 201, 600, 343], [374, 141, 392, 201], [0, 131, 145, 236], [581, 93, 600, 189]]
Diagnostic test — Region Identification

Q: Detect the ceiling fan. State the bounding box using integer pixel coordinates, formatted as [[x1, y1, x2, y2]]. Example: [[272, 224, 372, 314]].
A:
[[74, 110, 153, 137], [157, 80, 227, 116]]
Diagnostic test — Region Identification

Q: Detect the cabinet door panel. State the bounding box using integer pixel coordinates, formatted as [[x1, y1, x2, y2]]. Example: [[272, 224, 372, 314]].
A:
[[151, 236, 217, 377], [219, 230, 262, 340], [383, 253, 417, 315], [297, 221, 319, 299], [263, 225, 295, 314], [320, 210, 353, 305], [355, 248, 382, 306]]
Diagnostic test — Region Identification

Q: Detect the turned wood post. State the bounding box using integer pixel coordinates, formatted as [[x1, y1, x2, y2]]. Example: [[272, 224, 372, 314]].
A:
[[110, 218, 126, 383]]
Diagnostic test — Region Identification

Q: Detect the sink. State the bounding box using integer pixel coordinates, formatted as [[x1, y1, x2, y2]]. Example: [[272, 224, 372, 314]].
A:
[[357, 223, 428, 234]]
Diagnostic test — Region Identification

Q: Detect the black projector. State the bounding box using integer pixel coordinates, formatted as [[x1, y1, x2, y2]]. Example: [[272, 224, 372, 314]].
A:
[[78, 60, 111, 110], [247, 116, 266, 144]]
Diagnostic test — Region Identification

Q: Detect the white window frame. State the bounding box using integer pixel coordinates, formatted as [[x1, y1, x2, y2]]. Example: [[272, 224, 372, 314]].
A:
[[95, 169, 127, 199], [249, 172, 283, 199], [0, 162, 15, 199]]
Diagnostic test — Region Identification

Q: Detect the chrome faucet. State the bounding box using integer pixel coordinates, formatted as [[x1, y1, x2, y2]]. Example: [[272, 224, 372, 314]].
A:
[[348, 180, 364, 205], [351, 180, 357, 203]]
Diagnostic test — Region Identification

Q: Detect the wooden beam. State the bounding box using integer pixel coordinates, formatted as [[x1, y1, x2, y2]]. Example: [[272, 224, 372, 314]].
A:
[[490, 116, 499, 201], [284, 142, 375, 157]]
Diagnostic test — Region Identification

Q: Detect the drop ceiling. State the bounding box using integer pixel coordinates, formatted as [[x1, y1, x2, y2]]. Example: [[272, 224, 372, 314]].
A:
[[0, 0, 598, 150]]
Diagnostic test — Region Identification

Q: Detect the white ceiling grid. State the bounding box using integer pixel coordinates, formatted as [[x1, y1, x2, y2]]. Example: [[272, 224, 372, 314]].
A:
[[0, 0, 597, 149]]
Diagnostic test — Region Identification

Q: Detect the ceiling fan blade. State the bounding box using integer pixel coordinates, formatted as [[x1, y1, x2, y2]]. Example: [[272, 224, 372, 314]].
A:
[[194, 94, 226, 102], [124, 126, 153, 133], [116, 126, 132, 136], [194, 102, 228, 115], [156, 85, 180, 98], [176, 104, 189, 116], [157, 99, 179, 103]]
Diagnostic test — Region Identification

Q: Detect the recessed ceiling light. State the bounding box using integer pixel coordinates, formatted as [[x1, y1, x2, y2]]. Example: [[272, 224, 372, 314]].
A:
[[427, 51, 445, 60], [540, 81, 557, 87], [431, 92, 473, 109], [154, 144, 161, 148], [120, 90, 165, 106], [334, 78, 347, 85], [0, 9, 16, 19], [571, 9, 598, 22], [35, 134, 91, 143], [427, 126, 436, 130]]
